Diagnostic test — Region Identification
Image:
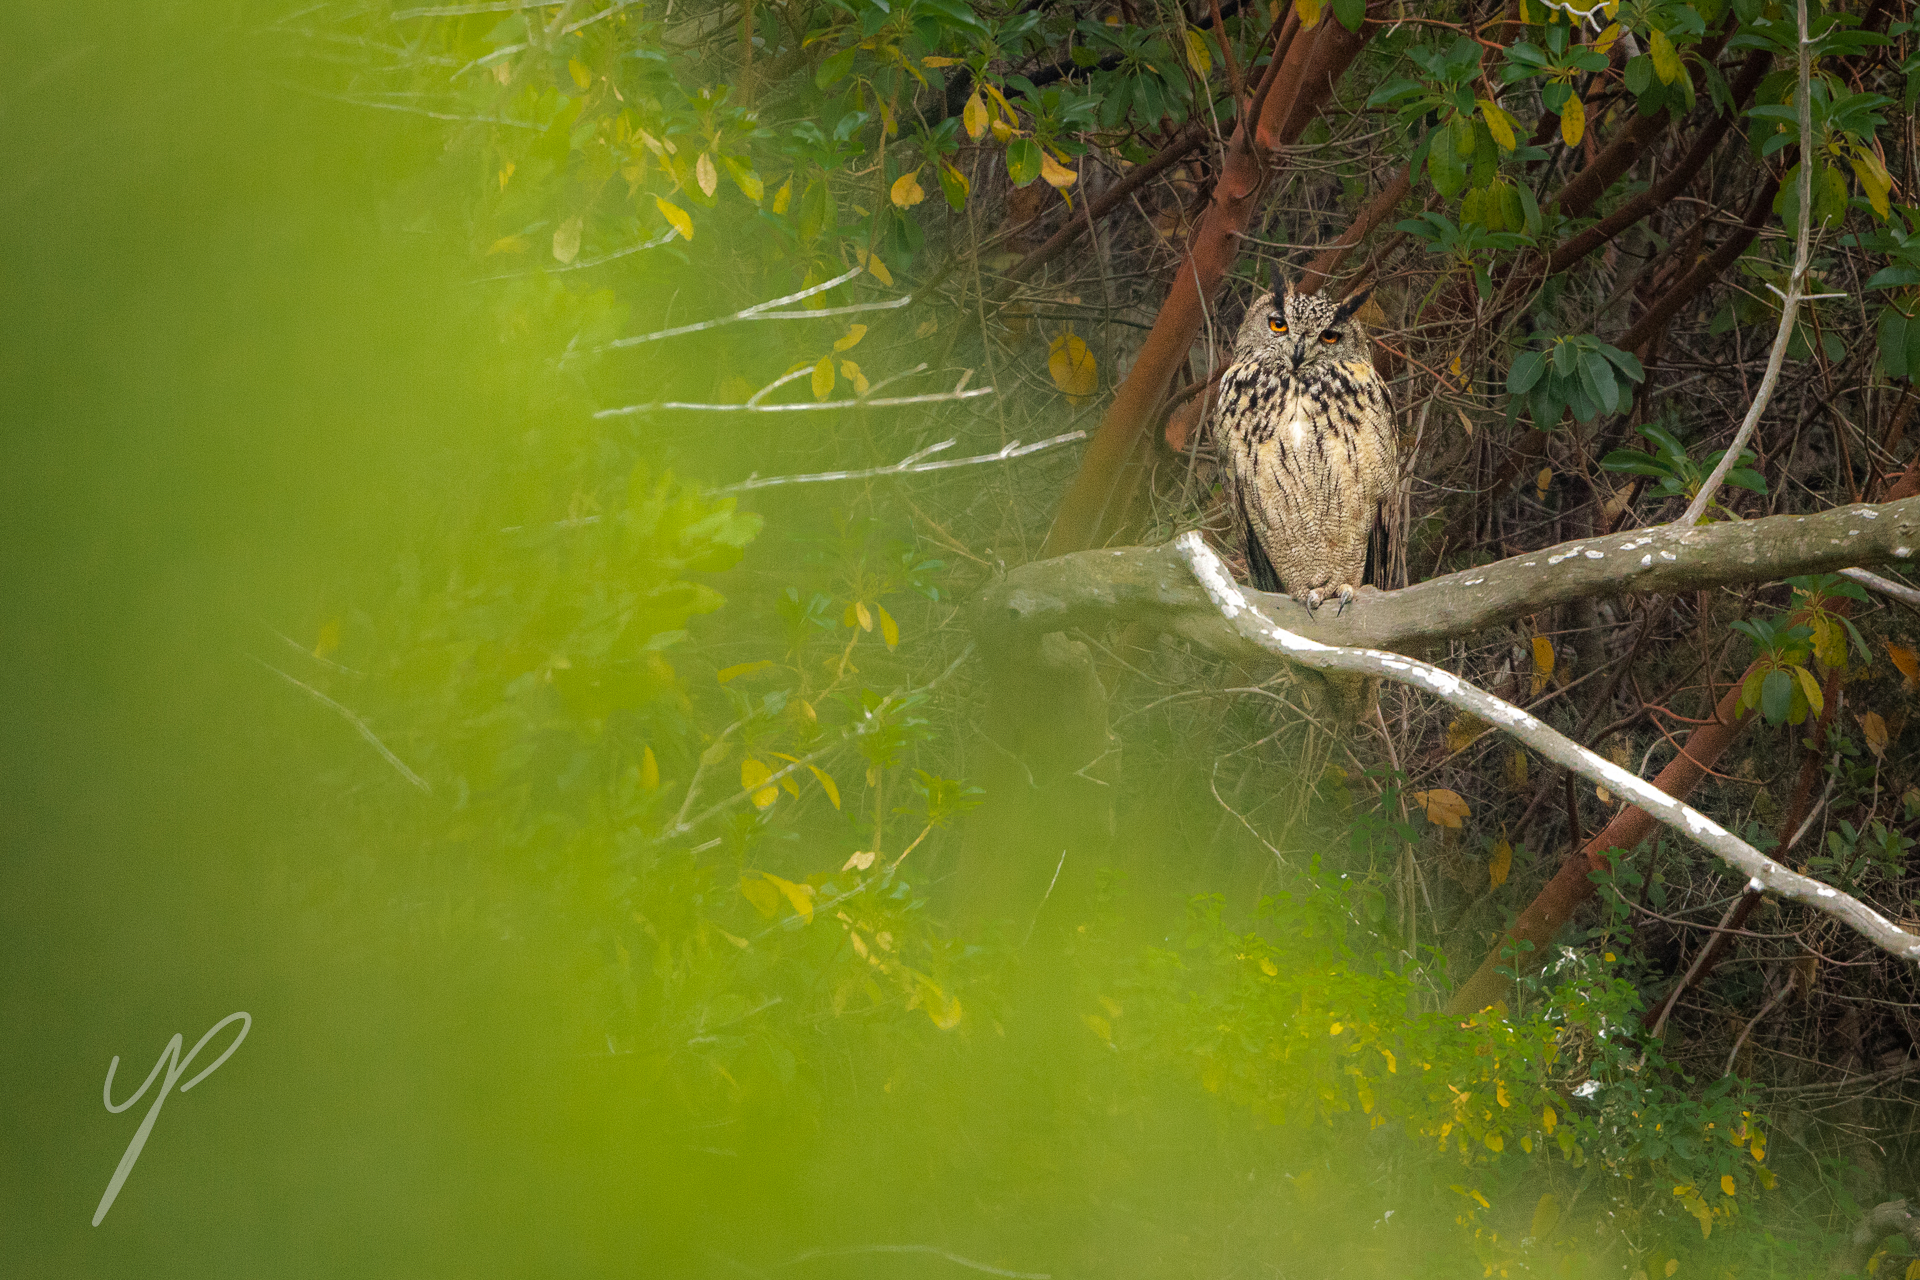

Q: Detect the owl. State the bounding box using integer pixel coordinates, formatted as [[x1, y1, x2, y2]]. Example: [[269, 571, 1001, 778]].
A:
[[1213, 282, 1396, 720]]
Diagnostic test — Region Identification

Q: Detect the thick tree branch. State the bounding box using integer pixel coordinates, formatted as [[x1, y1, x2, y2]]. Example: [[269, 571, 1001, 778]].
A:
[[976, 497, 1920, 661], [1175, 533, 1920, 964]]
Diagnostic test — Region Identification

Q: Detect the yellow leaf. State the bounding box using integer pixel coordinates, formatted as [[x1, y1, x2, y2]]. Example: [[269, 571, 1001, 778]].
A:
[[811, 355, 835, 400], [1506, 748, 1529, 789], [855, 248, 893, 286], [1381, 1048, 1396, 1072], [696, 152, 718, 198], [740, 874, 781, 917], [313, 618, 342, 660], [843, 849, 875, 870], [834, 323, 867, 352], [1485, 1132, 1503, 1152], [1048, 332, 1098, 400], [1794, 664, 1824, 717], [1259, 956, 1278, 976], [1183, 27, 1212, 76], [721, 156, 764, 202], [639, 745, 660, 790], [1593, 22, 1622, 55], [1039, 149, 1078, 190], [1560, 94, 1585, 147], [716, 659, 775, 683], [876, 602, 899, 649], [1852, 149, 1894, 220], [989, 117, 1013, 143], [1666, 1261, 1679, 1277], [1295, 0, 1323, 27], [772, 180, 792, 214], [854, 600, 874, 632], [1751, 1131, 1766, 1162], [840, 360, 869, 395], [963, 90, 989, 139], [1649, 29, 1682, 84], [1478, 99, 1516, 151], [941, 161, 971, 202], [1471, 1189, 1490, 1209], [1083, 1013, 1112, 1042], [1445, 715, 1484, 753], [926, 983, 962, 1029], [1721, 1174, 1737, 1197], [1532, 634, 1556, 696], [763, 872, 814, 923], [921, 55, 964, 67], [890, 168, 926, 208], [1863, 710, 1889, 759], [497, 160, 515, 191], [654, 196, 694, 240], [1535, 466, 1553, 502], [1410, 788, 1470, 829], [1891, 642, 1920, 690], [808, 764, 841, 809], [981, 80, 1017, 123], [486, 234, 527, 256], [741, 758, 779, 808], [1531, 1193, 1561, 1241], [1489, 839, 1513, 888], [552, 216, 583, 264], [1542, 1105, 1557, 1134], [1904, 1261, 1918, 1280], [1496, 1079, 1510, 1107], [1329, 1022, 1343, 1035], [1813, 615, 1849, 671], [568, 57, 592, 90]]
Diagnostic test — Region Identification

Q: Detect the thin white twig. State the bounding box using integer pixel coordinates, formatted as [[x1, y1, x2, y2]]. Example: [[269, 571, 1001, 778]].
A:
[[474, 228, 678, 281], [781, 1246, 1047, 1280], [393, 0, 568, 17], [593, 374, 993, 419], [1677, 0, 1812, 527], [1842, 566, 1920, 609], [1174, 531, 1920, 964], [597, 266, 908, 351], [712, 432, 1085, 494], [250, 657, 432, 794]]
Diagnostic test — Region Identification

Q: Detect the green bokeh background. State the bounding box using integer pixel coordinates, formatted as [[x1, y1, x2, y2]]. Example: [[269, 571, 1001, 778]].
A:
[[0, 9, 1362, 1276]]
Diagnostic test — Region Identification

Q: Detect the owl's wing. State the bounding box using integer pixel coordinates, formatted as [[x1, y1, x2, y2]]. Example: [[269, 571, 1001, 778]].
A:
[[1240, 487, 1282, 594], [1362, 501, 1390, 589]]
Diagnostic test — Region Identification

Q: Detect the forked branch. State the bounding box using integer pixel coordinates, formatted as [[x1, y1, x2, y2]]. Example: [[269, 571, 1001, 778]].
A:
[[1174, 532, 1920, 965]]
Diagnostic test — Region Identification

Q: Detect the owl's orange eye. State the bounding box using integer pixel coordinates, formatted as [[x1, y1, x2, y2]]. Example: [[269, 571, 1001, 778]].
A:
[[1268, 317, 1288, 334], [1320, 329, 1342, 344]]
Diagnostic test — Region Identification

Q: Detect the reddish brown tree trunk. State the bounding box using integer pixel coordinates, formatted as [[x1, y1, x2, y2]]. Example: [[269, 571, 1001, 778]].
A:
[[1039, 8, 1380, 557], [1446, 673, 1755, 1015]]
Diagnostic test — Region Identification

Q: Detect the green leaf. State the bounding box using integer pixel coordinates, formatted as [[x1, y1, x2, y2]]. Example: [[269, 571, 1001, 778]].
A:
[[1761, 669, 1794, 724], [1427, 133, 1466, 198], [1508, 350, 1546, 398], [1333, 0, 1365, 32], [1582, 349, 1619, 415], [816, 46, 857, 89], [1005, 138, 1041, 187]]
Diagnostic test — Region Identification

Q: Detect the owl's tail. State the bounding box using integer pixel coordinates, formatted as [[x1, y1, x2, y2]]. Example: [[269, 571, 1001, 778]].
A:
[[1316, 671, 1380, 730]]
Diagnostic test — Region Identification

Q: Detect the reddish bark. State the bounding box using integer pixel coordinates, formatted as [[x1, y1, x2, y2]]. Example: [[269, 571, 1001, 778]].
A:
[[1039, 8, 1380, 557]]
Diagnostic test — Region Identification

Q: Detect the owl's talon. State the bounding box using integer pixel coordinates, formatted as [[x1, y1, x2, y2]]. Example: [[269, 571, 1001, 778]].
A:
[[1334, 584, 1356, 616], [1301, 588, 1324, 615]]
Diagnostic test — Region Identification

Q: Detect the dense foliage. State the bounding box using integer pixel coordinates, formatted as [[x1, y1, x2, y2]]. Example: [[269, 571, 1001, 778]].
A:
[[229, 0, 1920, 1273]]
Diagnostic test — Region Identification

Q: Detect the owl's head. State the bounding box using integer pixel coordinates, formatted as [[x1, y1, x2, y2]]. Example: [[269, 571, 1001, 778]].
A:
[[1231, 282, 1373, 372]]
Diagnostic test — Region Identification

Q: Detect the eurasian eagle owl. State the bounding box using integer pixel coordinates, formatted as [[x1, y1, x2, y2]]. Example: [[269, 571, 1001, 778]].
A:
[[1214, 282, 1396, 720]]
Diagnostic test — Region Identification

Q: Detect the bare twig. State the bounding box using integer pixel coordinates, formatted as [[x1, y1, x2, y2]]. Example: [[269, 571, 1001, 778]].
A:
[[1175, 531, 1920, 963], [1678, 0, 1812, 527], [250, 657, 432, 794], [712, 432, 1084, 493], [1842, 566, 1920, 609], [596, 266, 907, 352]]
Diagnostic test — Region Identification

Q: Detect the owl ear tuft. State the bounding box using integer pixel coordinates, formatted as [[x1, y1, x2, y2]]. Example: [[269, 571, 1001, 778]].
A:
[[1331, 286, 1374, 325], [1281, 276, 1297, 299]]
